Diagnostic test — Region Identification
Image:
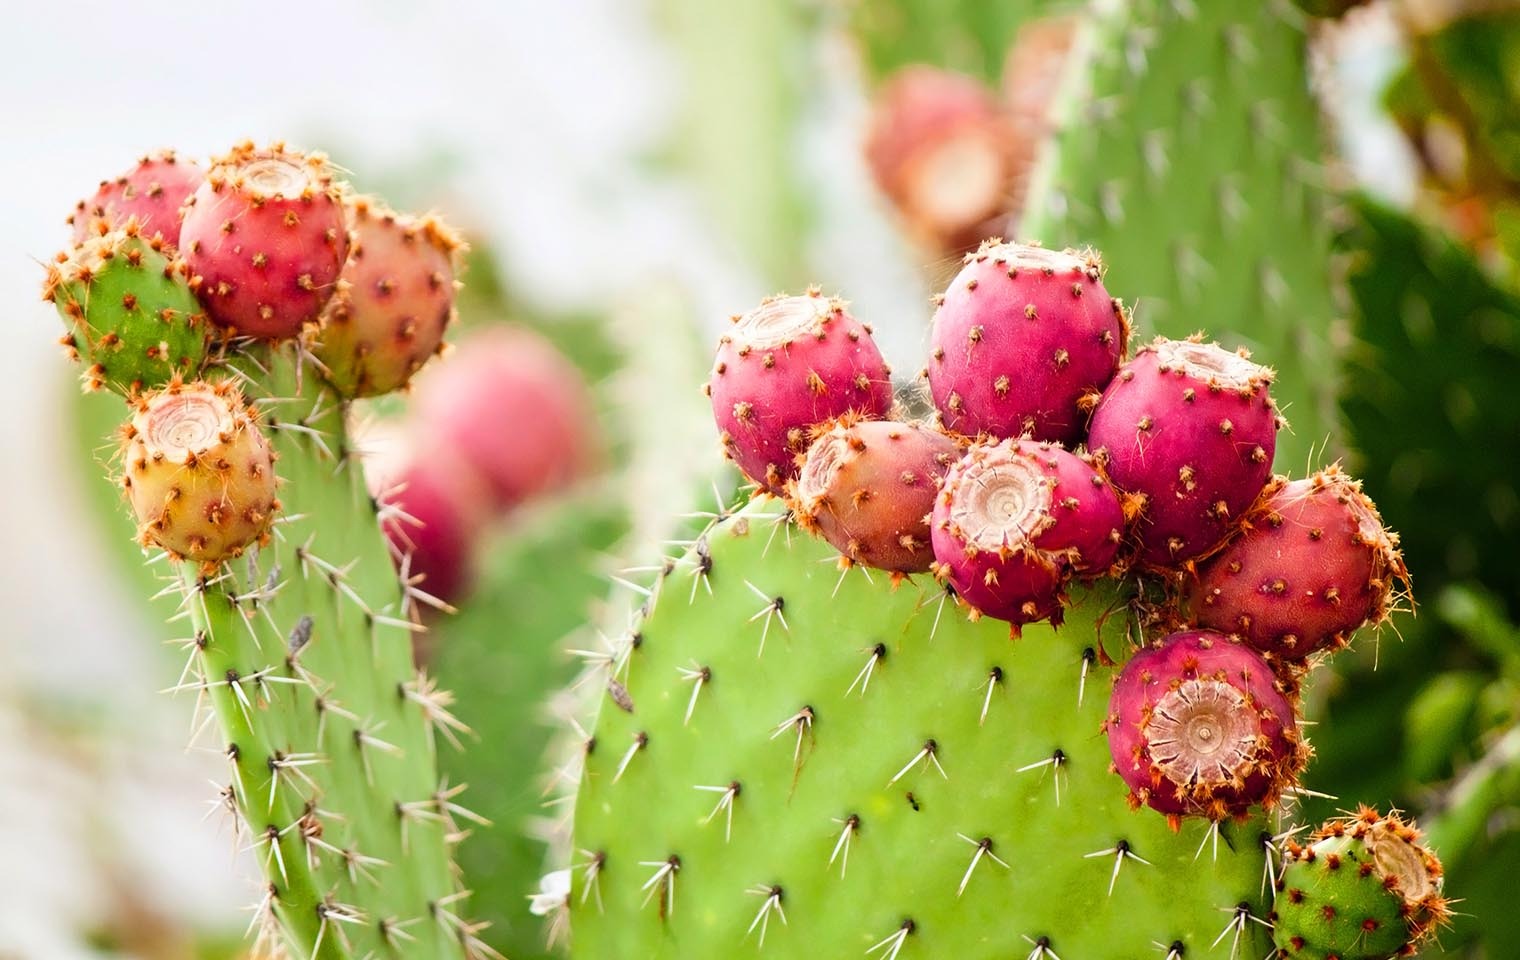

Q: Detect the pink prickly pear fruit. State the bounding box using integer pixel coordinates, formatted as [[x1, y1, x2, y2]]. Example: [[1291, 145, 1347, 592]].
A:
[[929, 437, 1124, 630], [179, 141, 349, 339], [369, 448, 487, 608], [1106, 629, 1307, 824], [706, 290, 894, 495], [1088, 337, 1282, 569], [1000, 16, 1077, 228], [864, 66, 1015, 252], [67, 149, 204, 247], [119, 378, 279, 567], [1188, 466, 1409, 661], [316, 195, 465, 397], [790, 417, 961, 573], [928, 242, 1128, 445], [411, 326, 597, 510]]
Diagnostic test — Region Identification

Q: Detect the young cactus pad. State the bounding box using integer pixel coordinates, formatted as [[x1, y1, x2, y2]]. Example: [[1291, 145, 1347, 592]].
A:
[[164, 345, 483, 959], [569, 500, 1273, 958]]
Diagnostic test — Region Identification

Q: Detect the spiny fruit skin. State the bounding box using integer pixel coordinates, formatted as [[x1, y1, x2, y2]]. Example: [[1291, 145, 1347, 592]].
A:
[[119, 379, 278, 565], [1273, 809, 1448, 960], [1088, 338, 1280, 569], [790, 417, 960, 573], [930, 437, 1124, 628], [315, 195, 465, 397], [67, 149, 203, 246], [412, 326, 597, 510], [1189, 467, 1409, 661], [864, 66, 1015, 251], [707, 290, 893, 494], [42, 222, 210, 395], [1106, 629, 1305, 822], [179, 141, 349, 339], [928, 242, 1127, 445]]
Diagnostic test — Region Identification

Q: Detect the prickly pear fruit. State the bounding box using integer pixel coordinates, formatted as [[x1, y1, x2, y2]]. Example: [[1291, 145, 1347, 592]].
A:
[[373, 452, 484, 608], [119, 379, 278, 565], [864, 66, 1015, 251], [179, 142, 349, 339], [1188, 467, 1409, 661], [315, 195, 464, 397], [67, 149, 203, 246], [707, 290, 893, 493], [1273, 808, 1448, 960], [412, 326, 597, 510], [1088, 338, 1280, 568], [1106, 629, 1305, 822], [930, 437, 1124, 629], [928, 242, 1127, 445], [791, 418, 960, 573], [42, 222, 210, 395]]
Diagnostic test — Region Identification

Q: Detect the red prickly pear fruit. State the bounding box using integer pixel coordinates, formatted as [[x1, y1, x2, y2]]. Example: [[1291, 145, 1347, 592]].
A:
[[929, 437, 1123, 629], [790, 418, 961, 573], [1000, 16, 1078, 227], [864, 66, 1015, 252], [928, 242, 1128, 445], [316, 195, 465, 397], [1105, 629, 1307, 822], [1188, 466, 1409, 661], [1088, 337, 1282, 569], [369, 448, 485, 607], [67, 149, 204, 247], [119, 378, 279, 567], [411, 326, 597, 510], [706, 290, 894, 495], [179, 141, 350, 339]]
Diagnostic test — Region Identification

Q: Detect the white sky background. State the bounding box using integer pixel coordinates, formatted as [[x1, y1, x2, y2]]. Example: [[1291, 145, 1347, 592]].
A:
[[0, 0, 922, 952]]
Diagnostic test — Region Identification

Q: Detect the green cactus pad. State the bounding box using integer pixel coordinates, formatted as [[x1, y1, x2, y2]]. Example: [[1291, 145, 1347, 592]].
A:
[[1021, 0, 1339, 469], [165, 345, 480, 959], [570, 501, 1271, 958], [44, 227, 210, 396]]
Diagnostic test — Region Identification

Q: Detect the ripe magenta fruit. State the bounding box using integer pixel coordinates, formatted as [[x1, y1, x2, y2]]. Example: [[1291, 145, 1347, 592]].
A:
[[707, 290, 893, 494], [1188, 466, 1409, 660], [119, 379, 278, 566], [791, 418, 960, 573], [180, 142, 349, 339], [928, 242, 1127, 445], [864, 66, 1015, 251], [67, 149, 203, 247], [411, 326, 597, 510], [930, 437, 1124, 629], [1106, 629, 1305, 822], [316, 195, 464, 397], [1088, 337, 1281, 568]]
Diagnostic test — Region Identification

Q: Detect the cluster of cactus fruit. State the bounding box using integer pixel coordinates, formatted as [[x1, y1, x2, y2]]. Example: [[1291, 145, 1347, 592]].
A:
[[43, 143, 500, 958], [564, 239, 1449, 959]]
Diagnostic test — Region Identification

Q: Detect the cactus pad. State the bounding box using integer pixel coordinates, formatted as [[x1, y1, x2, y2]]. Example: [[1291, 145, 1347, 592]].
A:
[[570, 500, 1273, 958]]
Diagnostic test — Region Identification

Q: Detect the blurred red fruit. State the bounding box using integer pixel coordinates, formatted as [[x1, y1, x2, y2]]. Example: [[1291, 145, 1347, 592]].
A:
[[411, 326, 598, 510]]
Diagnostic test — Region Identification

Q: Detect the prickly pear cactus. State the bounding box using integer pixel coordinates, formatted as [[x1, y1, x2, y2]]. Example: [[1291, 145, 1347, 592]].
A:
[[44, 142, 496, 960]]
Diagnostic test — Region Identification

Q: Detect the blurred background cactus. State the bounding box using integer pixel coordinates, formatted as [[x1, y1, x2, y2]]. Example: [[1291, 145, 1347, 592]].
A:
[[5, 0, 1519, 958]]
